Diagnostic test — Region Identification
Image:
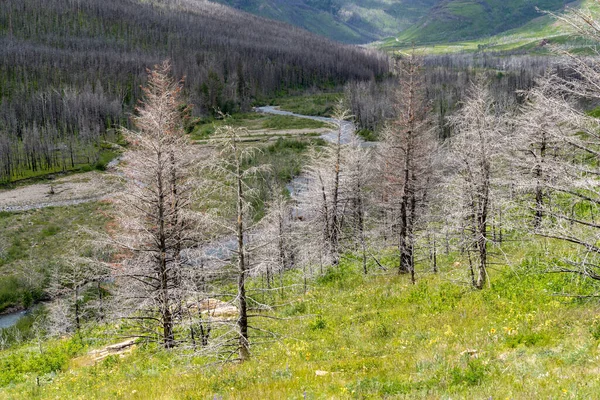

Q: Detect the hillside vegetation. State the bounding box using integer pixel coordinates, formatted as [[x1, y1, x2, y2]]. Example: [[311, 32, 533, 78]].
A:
[[0, 0, 387, 185], [2, 245, 600, 398], [395, 0, 570, 45], [215, 0, 437, 43], [218, 0, 573, 45]]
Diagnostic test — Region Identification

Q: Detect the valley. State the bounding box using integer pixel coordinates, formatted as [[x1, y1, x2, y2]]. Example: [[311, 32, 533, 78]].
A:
[[3, 0, 600, 398]]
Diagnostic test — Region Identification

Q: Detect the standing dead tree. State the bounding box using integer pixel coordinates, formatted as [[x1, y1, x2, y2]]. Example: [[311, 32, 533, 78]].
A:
[[110, 61, 202, 348], [343, 136, 375, 274], [444, 80, 505, 290], [208, 124, 270, 362], [47, 247, 111, 337], [295, 104, 353, 269], [509, 75, 567, 230], [377, 52, 436, 282], [254, 195, 296, 292]]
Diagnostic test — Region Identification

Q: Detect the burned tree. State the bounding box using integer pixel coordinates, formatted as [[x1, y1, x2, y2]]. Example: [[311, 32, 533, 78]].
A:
[[378, 52, 436, 282], [111, 61, 202, 348], [445, 80, 505, 289], [208, 124, 270, 361]]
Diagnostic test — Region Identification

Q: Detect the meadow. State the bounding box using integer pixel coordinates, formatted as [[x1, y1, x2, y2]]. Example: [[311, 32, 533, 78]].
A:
[[1, 234, 600, 398]]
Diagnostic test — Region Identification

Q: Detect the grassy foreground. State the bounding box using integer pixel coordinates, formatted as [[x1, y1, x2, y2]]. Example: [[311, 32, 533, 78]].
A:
[[2, 238, 600, 399]]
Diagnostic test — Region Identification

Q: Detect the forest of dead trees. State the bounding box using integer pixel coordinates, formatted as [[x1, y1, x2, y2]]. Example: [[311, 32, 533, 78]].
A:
[[0, 0, 388, 183], [6, 0, 600, 368]]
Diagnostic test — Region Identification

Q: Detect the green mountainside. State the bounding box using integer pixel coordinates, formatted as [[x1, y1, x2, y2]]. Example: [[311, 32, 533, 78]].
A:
[[396, 0, 571, 45], [216, 0, 572, 44], [213, 0, 437, 43]]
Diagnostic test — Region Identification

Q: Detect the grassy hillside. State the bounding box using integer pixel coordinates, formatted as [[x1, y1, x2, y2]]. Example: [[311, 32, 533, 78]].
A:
[[217, 0, 577, 46], [382, 0, 599, 54], [215, 0, 437, 43], [2, 237, 600, 398], [394, 0, 570, 45]]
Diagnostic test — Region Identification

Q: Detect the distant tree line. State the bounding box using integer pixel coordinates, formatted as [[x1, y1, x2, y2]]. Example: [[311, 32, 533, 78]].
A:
[[0, 0, 389, 183], [345, 52, 576, 139]]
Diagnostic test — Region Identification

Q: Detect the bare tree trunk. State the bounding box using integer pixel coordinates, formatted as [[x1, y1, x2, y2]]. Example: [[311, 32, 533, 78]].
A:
[[234, 141, 250, 362], [533, 135, 547, 229]]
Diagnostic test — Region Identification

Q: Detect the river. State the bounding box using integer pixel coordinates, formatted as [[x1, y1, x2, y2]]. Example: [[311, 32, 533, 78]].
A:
[[0, 310, 27, 330]]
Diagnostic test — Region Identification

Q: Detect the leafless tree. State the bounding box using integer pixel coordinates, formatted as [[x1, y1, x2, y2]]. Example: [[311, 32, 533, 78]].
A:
[[377, 52, 436, 282], [295, 104, 352, 268], [508, 6, 600, 283], [507, 75, 570, 230], [207, 124, 270, 361], [110, 61, 203, 348], [343, 137, 375, 274], [444, 80, 505, 289], [254, 195, 296, 291]]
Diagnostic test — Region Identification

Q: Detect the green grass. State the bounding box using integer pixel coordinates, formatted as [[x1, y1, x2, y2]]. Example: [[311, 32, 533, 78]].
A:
[[390, 0, 568, 46], [244, 137, 325, 219], [189, 113, 330, 140], [3, 235, 600, 398], [261, 115, 328, 130], [267, 93, 343, 117], [382, 0, 600, 55], [0, 203, 111, 314]]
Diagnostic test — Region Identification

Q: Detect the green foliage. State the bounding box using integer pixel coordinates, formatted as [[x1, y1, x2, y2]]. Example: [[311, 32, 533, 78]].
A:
[[0, 203, 110, 314], [268, 93, 342, 117], [590, 319, 600, 340], [0, 336, 84, 387], [4, 239, 600, 397], [308, 316, 327, 331], [356, 128, 378, 141], [450, 359, 487, 386]]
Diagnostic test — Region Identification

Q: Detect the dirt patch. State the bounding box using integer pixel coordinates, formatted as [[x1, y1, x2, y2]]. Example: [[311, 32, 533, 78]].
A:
[[0, 171, 123, 212]]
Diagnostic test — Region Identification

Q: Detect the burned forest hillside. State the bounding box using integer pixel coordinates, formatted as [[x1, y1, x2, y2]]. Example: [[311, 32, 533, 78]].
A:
[[0, 0, 388, 184]]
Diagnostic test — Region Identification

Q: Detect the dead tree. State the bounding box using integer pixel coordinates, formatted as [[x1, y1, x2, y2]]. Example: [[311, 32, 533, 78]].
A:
[[255, 195, 295, 292], [295, 104, 352, 269], [111, 61, 202, 348], [344, 136, 375, 274], [514, 7, 600, 283], [208, 124, 270, 362], [445, 80, 505, 290], [508, 75, 567, 230], [378, 52, 436, 282]]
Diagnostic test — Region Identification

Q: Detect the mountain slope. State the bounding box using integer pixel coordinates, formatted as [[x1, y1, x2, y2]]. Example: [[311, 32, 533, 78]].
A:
[[0, 0, 388, 184], [216, 0, 574, 45], [214, 0, 437, 43], [396, 0, 571, 44]]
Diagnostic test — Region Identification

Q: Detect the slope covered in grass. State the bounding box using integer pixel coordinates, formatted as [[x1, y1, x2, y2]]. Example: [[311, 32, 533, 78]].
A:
[[215, 0, 438, 44], [395, 0, 570, 45], [3, 238, 600, 398]]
